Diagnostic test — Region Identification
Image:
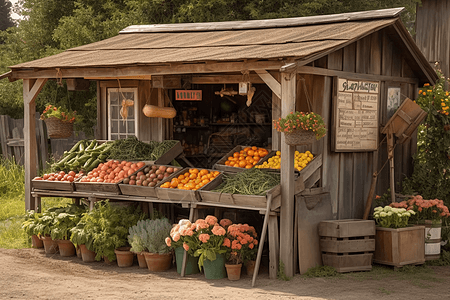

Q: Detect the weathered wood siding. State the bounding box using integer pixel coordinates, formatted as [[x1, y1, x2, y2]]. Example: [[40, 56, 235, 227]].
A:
[[301, 28, 419, 219], [415, 0, 450, 83]]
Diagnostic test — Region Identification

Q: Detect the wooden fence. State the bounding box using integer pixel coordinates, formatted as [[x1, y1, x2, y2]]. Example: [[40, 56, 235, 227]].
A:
[[0, 115, 86, 171]]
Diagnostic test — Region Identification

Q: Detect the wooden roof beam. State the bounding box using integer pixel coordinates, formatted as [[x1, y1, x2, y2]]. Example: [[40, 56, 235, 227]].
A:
[[10, 60, 284, 80], [255, 70, 281, 99]]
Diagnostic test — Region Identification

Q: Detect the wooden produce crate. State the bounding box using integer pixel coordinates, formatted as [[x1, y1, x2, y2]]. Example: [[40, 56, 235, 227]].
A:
[[319, 219, 375, 273], [118, 164, 183, 198], [213, 145, 271, 173], [255, 151, 322, 175], [198, 177, 280, 209], [74, 178, 122, 195], [373, 226, 425, 268], [155, 168, 223, 202], [153, 141, 183, 165], [32, 179, 75, 192]]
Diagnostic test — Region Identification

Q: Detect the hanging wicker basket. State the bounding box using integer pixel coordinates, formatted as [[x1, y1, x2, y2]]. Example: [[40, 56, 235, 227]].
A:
[[44, 117, 73, 139], [284, 129, 316, 146]]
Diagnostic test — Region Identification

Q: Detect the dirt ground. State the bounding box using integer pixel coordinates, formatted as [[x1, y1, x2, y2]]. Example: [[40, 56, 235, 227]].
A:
[[1, 248, 450, 300]]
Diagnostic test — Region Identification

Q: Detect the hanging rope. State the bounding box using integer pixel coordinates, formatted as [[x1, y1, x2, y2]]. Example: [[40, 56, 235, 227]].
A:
[[117, 79, 134, 123], [55, 68, 63, 87], [298, 76, 313, 112]]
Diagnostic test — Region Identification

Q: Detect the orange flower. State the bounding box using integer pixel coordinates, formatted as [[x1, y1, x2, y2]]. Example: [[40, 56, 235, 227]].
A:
[[211, 225, 226, 236], [172, 232, 181, 242], [199, 233, 210, 243], [165, 237, 171, 247], [223, 238, 231, 248], [219, 219, 232, 228], [183, 243, 189, 251], [205, 215, 218, 226]]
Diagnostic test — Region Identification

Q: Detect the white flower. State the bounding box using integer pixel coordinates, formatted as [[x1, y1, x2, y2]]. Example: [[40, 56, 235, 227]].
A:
[[387, 212, 393, 216], [384, 206, 392, 212], [374, 207, 383, 212], [409, 210, 416, 215], [380, 212, 387, 217]]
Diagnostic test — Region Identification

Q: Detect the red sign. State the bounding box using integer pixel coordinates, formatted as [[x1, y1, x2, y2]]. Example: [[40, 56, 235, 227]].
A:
[[175, 90, 202, 101]]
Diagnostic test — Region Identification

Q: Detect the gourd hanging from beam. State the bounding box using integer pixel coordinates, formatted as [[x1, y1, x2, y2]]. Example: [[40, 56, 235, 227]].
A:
[[143, 104, 176, 119]]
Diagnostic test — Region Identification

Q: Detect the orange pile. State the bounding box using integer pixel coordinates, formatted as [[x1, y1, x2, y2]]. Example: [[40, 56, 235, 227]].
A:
[[160, 168, 220, 190], [223, 146, 269, 168]]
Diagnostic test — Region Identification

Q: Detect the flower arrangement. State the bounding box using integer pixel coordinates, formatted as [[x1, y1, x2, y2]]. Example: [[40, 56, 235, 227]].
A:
[[165, 219, 198, 256], [40, 104, 79, 123], [273, 111, 326, 140], [390, 195, 450, 224], [223, 223, 258, 265], [373, 206, 415, 228]]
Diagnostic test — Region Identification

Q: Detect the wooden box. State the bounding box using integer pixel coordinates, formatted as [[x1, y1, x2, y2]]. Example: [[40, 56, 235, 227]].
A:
[[155, 168, 223, 202], [198, 177, 280, 209], [118, 164, 183, 198], [373, 226, 425, 267], [255, 152, 322, 175], [32, 179, 75, 192], [213, 145, 271, 173], [319, 219, 375, 272], [153, 141, 183, 165], [74, 179, 122, 195]]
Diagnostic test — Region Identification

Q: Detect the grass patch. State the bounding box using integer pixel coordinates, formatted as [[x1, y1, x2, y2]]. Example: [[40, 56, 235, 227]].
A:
[[302, 265, 342, 278]]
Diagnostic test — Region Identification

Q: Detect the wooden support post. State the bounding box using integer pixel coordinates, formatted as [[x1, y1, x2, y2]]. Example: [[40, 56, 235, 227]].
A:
[[387, 131, 395, 203], [271, 72, 281, 151], [181, 204, 196, 277], [268, 214, 279, 279], [252, 194, 273, 287], [24, 78, 47, 211], [279, 70, 296, 277], [157, 88, 164, 142]]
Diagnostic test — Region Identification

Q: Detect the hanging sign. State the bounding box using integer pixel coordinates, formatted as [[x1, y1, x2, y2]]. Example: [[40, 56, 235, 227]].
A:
[[175, 90, 202, 101], [332, 78, 379, 152]]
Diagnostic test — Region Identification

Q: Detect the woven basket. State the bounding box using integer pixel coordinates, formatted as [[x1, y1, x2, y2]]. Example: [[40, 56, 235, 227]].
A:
[[44, 117, 73, 139], [284, 129, 316, 146]]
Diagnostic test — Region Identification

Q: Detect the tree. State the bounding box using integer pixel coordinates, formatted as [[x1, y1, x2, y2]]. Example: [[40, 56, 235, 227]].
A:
[[0, 0, 15, 32]]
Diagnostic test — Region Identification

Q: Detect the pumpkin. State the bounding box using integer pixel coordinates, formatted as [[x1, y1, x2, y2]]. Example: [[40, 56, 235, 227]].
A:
[[142, 104, 176, 119]]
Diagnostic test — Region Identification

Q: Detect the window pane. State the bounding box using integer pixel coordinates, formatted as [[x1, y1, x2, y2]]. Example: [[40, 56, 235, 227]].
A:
[[111, 134, 119, 140], [119, 120, 126, 133], [120, 134, 128, 139], [110, 92, 119, 105], [111, 120, 118, 133], [127, 121, 135, 133], [128, 107, 134, 118]]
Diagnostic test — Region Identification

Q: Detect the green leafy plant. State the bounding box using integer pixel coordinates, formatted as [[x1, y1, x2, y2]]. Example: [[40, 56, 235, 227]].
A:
[[302, 265, 340, 278], [21, 210, 42, 237], [273, 111, 326, 140], [40, 104, 80, 123], [50, 203, 86, 240], [142, 218, 172, 254], [373, 206, 414, 228], [277, 260, 291, 281], [70, 201, 145, 262]]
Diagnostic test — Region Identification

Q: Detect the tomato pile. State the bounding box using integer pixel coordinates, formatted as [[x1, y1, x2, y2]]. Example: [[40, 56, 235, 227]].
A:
[[33, 170, 84, 182], [160, 168, 220, 190], [223, 146, 269, 168], [79, 160, 145, 183]]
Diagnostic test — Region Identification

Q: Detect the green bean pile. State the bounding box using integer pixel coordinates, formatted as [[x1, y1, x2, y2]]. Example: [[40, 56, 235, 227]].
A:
[[107, 136, 178, 161], [213, 169, 280, 195]]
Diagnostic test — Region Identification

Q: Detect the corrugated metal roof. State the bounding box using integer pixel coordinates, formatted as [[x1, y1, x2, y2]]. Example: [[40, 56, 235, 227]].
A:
[[11, 19, 394, 69]]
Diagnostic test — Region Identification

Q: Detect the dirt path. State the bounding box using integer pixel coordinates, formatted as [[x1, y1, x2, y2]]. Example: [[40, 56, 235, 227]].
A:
[[1, 248, 450, 300]]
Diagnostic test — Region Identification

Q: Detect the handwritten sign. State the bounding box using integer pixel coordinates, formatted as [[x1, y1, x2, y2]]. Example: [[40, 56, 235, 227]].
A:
[[334, 78, 379, 151], [175, 90, 202, 101]]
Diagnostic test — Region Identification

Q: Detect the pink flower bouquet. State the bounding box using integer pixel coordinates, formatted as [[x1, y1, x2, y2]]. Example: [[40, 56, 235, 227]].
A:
[[390, 195, 450, 224]]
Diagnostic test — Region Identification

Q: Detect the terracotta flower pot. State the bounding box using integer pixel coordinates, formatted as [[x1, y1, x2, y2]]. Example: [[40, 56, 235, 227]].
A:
[[57, 239, 76, 257], [79, 244, 96, 262], [225, 263, 242, 281], [31, 235, 44, 249], [245, 260, 256, 276], [103, 255, 115, 265], [76, 245, 82, 258], [41, 235, 59, 254], [136, 252, 147, 268], [143, 252, 172, 272], [115, 247, 134, 267]]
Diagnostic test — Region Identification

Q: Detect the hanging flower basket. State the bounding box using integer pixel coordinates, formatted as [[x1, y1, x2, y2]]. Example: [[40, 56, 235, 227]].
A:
[[284, 128, 316, 146], [44, 117, 73, 139]]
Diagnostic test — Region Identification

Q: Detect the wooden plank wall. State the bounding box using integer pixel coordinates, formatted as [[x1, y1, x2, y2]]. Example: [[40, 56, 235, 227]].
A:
[[300, 28, 419, 219], [415, 0, 450, 86]]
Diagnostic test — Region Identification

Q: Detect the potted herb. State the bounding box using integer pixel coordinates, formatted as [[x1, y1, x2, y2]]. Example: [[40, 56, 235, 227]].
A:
[[273, 111, 326, 145], [372, 205, 425, 267], [22, 210, 43, 249], [128, 219, 150, 268], [141, 218, 173, 272], [70, 201, 144, 263], [34, 208, 60, 254], [50, 203, 86, 257]]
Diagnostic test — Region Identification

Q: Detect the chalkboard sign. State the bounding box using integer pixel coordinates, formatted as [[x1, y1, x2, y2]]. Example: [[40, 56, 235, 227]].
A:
[[333, 78, 379, 152]]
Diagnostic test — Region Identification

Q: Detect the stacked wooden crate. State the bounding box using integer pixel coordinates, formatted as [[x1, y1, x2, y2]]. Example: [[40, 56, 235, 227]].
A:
[[319, 219, 375, 272]]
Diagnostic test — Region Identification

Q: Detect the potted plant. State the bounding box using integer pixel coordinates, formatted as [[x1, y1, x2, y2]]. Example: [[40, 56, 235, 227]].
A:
[[40, 104, 80, 139], [391, 195, 450, 260], [273, 111, 326, 146], [372, 206, 425, 267], [70, 200, 144, 264], [141, 218, 173, 272], [33, 208, 60, 254], [222, 222, 259, 280], [50, 203, 86, 257], [128, 219, 150, 268], [22, 210, 44, 249], [190, 215, 229, 280], [165, 219, 200, 275]]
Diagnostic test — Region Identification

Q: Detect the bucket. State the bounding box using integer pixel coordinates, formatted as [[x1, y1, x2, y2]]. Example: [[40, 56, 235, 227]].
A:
[[203, 253, 226, 280], [175, 247, 200, 275], [424, 220, 441, 260]]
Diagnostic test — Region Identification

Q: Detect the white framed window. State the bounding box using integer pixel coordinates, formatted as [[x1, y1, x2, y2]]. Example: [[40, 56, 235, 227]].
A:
[[107, 88, 139, 140]]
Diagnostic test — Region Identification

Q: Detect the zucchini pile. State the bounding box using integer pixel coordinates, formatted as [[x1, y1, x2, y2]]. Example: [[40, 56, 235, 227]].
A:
[[52, 140, 112, 173]]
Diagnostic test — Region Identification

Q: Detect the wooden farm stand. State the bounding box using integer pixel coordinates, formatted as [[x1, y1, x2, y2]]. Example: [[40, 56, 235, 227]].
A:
[[2, 7, 438, 282]]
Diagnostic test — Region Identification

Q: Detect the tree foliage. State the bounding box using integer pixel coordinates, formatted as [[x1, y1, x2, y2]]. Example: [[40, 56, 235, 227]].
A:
[[0, 0, 14, 32], [0, 0, 422, 136]]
